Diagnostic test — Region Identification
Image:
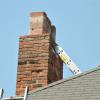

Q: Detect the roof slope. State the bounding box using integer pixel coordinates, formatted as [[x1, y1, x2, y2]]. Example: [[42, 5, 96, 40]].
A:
[[28, 66, 100, 100]]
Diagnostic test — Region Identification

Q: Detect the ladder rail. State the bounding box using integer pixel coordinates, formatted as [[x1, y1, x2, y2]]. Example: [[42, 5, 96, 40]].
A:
[[0, 86, 28, 100], [0, 88, 4, 100], [23, 86, 28, 100], [54, 45, 82, 75]]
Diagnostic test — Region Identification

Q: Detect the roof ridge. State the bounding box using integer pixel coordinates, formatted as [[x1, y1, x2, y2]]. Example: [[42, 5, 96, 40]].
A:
[[28, 66, 100, 95]]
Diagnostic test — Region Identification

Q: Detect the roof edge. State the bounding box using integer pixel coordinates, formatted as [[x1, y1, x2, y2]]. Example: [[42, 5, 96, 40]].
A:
[[28, 65, 100, 95]]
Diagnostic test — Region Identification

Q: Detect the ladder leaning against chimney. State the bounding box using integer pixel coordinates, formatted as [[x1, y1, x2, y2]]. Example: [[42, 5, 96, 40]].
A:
[[53, 44, 82, 75], [0, 86, 28, 100]]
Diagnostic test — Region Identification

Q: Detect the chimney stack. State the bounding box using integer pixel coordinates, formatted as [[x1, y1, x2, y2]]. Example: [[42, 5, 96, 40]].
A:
[[16, 12, 63, 96], [29, 12, 51, 35]]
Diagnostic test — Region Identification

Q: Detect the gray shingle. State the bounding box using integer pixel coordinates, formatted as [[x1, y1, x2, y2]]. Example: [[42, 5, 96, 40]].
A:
[[28, 67, 100, 100]]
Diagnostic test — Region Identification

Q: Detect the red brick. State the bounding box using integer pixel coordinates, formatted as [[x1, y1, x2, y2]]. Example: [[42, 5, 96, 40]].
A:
[[30, 12, 46, 17], [16, 12, 63, 96]]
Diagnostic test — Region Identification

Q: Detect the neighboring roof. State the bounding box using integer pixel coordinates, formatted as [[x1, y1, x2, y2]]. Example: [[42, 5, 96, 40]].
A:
[[28, 66, 100, 100]]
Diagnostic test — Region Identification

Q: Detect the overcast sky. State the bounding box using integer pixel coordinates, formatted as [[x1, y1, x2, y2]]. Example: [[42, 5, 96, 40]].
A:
[[0, 0, 100, 97]]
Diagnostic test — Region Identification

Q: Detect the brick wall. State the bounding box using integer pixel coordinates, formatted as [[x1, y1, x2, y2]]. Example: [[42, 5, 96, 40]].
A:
[[16, 12, 63, 96]]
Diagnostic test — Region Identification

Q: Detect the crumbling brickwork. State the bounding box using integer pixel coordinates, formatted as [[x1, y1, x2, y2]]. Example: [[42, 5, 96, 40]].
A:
[[16, 12, 63, 96]]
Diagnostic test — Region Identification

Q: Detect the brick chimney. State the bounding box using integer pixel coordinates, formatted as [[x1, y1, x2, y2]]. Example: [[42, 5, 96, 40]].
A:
[[16, 12, 63, 96]]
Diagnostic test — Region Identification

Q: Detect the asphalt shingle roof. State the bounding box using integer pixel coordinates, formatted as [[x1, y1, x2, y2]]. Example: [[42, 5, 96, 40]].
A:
[[28, 66, 100, 100]]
